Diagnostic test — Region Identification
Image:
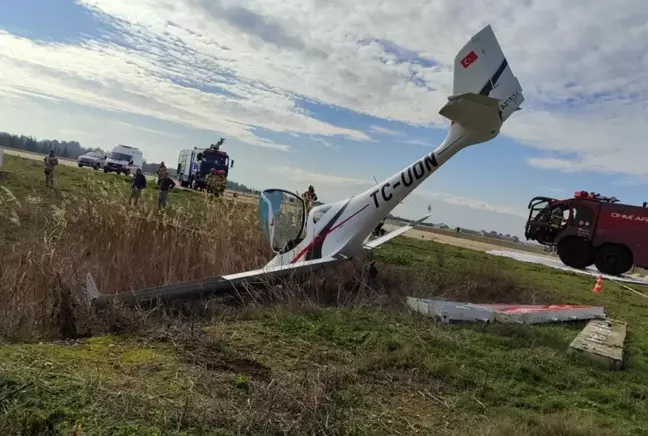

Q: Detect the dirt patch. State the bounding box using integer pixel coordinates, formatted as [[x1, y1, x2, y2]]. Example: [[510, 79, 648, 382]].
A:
[[178, 339, 272, 380]]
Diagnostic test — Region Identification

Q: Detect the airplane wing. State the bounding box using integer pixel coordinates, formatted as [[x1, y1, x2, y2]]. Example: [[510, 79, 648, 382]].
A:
[[87, 255, 347, 307], [363, 212, 433, 250], [88, 211, 433, 307]]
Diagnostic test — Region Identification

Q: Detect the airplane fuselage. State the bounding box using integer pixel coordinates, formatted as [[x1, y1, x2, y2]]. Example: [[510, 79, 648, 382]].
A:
[[263, 124, 496, 268]]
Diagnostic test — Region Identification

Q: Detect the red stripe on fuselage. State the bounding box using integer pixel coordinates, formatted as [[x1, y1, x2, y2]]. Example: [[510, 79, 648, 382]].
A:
[[289, 204, 369, 264]]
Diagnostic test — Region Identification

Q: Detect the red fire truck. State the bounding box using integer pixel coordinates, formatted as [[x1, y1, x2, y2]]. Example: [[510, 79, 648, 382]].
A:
[[524, 191, 648, 276]]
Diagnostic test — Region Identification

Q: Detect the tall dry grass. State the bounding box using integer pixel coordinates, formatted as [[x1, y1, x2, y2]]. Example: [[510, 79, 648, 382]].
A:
[[0, 179, 271, 340], [0, 176, 542, 341]]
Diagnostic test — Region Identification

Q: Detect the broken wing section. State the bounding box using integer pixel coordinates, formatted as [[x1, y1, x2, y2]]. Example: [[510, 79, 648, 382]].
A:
[[87, 255, 347, 307], [363, 212, 433, 250]]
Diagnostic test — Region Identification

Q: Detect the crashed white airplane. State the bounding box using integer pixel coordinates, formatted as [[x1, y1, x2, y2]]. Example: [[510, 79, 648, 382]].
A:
[[87, 24, 525, 306]]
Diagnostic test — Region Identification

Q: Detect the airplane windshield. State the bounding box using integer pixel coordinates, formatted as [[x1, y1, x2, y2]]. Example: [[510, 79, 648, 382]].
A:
[[258, 189, 305, 253]]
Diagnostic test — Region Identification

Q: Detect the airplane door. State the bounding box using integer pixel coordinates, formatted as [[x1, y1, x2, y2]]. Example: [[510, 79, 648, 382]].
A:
[[258, 189, 306, 253]]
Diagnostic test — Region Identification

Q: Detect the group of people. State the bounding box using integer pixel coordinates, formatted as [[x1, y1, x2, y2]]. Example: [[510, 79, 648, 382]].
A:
[[128, 161, 176, 208], [43, 151, 343, 224], [128, 160, 228, 208]]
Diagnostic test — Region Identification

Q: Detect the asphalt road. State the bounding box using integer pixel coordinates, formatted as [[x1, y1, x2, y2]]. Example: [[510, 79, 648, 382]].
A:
[[2, 147, 79, 167]]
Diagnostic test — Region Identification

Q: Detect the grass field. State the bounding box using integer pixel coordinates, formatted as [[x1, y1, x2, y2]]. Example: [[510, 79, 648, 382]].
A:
[[414, 225, 548, 255], [1, 155, 648, 435]]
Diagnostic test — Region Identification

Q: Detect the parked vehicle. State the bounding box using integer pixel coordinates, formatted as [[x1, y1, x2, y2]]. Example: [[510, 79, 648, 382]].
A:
[[103, 145, 143, 176], [525, 190, 648, 275], [77, 151, 106, 170], [176, 139, 234, 189]]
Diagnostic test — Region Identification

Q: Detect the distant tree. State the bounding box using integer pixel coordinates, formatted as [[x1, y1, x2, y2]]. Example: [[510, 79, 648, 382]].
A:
[[0, 131, 97, 159]]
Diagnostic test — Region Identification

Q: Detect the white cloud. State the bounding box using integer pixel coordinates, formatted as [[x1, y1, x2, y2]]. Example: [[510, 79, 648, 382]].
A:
[[401, 139, 432, 147], [0, 0, 644, 176], [526, 157, 583, 173], [369, 125, 403, 136], [0, 28, 370, 151], [267, 166, 372, 188], [417, 191, 526, 218], [1, 1, 646, 170], [114, 121, 185, 139], [59, 129, 90, 138]]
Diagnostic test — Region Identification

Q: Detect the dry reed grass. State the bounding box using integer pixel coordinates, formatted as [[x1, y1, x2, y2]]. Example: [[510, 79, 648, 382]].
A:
[[0, 178, 272, 340]]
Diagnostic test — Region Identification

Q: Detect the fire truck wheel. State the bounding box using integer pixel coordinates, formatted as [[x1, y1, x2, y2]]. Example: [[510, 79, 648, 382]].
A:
[[594, 244, 633, 276], [557, 237, 594, 269]]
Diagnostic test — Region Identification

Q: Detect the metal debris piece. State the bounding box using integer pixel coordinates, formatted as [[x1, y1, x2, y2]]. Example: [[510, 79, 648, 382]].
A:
[[406, 297, 605, 324], [568, 318, 627, 370]]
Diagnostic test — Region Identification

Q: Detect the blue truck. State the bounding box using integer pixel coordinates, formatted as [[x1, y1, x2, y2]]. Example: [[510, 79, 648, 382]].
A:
[[176, 139, 234, 190]]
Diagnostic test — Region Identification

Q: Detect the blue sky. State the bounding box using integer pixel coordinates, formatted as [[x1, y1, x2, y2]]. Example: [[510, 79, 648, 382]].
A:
[[1, 0, 648, 238]]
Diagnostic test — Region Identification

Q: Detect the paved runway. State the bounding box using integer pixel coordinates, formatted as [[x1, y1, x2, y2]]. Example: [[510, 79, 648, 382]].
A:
[[486, 250, 648, 285]]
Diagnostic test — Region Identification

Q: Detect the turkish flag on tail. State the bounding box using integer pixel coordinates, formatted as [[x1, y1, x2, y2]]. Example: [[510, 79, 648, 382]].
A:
[[460, 50, 478, 68]]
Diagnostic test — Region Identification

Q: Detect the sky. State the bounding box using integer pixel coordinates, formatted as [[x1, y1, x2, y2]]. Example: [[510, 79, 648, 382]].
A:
[[1, 0, 648, 238]]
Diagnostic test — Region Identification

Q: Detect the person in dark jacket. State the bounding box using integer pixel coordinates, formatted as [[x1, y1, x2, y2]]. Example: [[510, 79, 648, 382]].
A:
[[158, 171, 176, 209], [372, 217, 386, 238], [302, 185, 318, 213], [129, 168, 147, 205]]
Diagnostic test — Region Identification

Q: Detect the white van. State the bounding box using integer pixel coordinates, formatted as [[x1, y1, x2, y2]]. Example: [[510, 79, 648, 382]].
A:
[[103, 145, 143, 176]]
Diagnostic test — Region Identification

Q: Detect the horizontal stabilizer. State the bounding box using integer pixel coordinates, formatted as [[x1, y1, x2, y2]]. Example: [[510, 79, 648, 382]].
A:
[[364, 212, 433, 250], [439, 92, 503, 132]]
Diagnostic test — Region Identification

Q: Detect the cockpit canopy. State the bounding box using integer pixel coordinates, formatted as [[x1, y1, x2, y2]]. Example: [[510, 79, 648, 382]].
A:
[[258, 189, 306, 253]]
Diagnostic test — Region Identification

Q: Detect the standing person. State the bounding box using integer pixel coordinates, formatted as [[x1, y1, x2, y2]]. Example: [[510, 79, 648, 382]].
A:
[[215, 170, 227, 197], [158, 171, 176, 209], [205, 168, 218, 195], [43, 150, 59, 187], [302, 185, 318, 212], [156, 161, 167, 185], [372, 217, 386, 238], [129, 168, 147, 205]]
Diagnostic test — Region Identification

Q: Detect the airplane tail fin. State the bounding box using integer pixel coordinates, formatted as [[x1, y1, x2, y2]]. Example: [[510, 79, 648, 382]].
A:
[[441, 25, 524, 130]]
